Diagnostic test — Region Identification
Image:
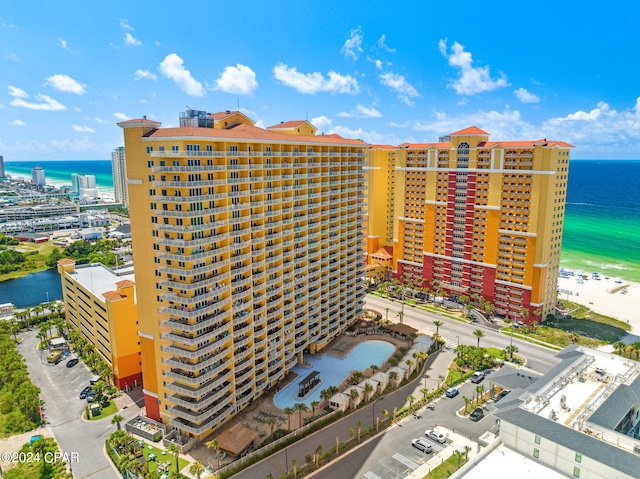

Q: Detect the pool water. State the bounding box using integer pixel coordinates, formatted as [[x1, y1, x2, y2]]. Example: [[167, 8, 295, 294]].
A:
[[274, 340, 395, 409]]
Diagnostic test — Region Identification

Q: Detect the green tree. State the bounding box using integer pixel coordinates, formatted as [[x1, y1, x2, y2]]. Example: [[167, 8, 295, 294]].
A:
[[206, 439, 221, 469], [111, 414, 123, 430], [433, 320, 443, 335], [189, 461, 205, 479], [473, 329, 485, 348], [167, 442, 180, 475], [284, 407, 294, 430], [355, 420, 363, 442], [614, 341, 627, 357], [407, 394, 415, 411], [294, 402, 309, 429]]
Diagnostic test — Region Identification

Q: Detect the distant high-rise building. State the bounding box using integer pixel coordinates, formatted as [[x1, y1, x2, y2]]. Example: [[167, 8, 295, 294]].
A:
[[118, 109, 367, 437], [31, 165, 45, 186], [71, 174, 98, 203], [0, 155, 6, 179], [111, 146, 128, 207]]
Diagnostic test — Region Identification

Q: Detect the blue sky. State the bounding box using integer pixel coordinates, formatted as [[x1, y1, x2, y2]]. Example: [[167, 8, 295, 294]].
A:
[[1, 1, 639, 160]]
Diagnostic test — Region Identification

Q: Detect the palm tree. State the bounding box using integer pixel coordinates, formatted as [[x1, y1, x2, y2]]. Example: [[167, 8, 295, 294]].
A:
[[384, 307, 390, 322], [291, 458, 297, 479], [294, 402, 309, 428], [473, 329, 484, 348], [349, 388, 360, 410], [407, 394, 415, 411], [421, 387, 429, 400], [189, 461, 205, 479], [505, 345, 518, 361], [475, 385, 485, 406], [632, 342, 640, 360], [438, 374, 445, 389], [364, 382, 374, 400], [433, 320, 443, 335], [284, 407, 294, 430], [266, 418, 277, 437], [355, 420, 363, 442], [397, 310, 404, 324], [463, 396, 471, 411], [370, 364, 379, 374], [454, 450, 464, 468], [206, 439, 221, 469], [111, 414, 124, 430], [310, 400, 319, 417], [463, 445, 471, 462], [315, 445, 323, 468], [167, 442, 180, 476], [614, 341, 626, 357]]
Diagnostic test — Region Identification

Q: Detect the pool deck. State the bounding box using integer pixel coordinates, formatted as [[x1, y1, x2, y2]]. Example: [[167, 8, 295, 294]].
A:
[[187, 330, 410, 470]]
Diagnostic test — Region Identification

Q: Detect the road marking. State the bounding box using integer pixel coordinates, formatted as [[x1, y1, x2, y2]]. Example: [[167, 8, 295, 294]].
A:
[[50, 417, 80, 428], [364, 471, 382, 479], [392, 453, 419, 470], [269, 458, 286, 475], [79, 465, 111, 477]]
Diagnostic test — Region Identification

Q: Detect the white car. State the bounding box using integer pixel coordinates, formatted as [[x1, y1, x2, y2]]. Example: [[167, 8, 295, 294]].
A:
[[411, 438, 433, 453], [425, 429, 446, 444]]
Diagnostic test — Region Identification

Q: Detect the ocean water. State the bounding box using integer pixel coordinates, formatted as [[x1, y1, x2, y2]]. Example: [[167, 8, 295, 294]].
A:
[[3, 159, 639, 283], [4, 160, 114, 193], [560, 160, 640, 283]]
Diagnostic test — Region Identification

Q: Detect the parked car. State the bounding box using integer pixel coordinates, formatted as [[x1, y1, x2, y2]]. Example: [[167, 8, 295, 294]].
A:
[[66, 358, 79, 368], [411, 438, 433, 453], [79, 386, 92, 399], [470, 408, 484, 421], [424, 429, 446, 444], [471, 371, 485, 383], [53, 355, 64, 365], [86, 392, 97, 403], [445, 387, 459, 398], [495, 390, 510, 402]]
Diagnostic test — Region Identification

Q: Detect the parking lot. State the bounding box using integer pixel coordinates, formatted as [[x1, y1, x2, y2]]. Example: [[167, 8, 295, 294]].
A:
[[17, 329, 140, 479]]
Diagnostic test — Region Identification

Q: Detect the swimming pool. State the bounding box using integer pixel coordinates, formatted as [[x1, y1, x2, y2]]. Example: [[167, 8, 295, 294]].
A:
[[274, 340, 395, 409]]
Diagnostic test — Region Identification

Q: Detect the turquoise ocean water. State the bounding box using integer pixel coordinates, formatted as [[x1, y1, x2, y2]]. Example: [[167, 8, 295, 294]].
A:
[[4, 159, 640, 282]]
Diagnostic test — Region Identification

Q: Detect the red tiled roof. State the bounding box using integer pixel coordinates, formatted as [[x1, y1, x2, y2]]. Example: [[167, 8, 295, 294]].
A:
[[267, 120, 308, 129], [450, 126, 489, 136], [102, 291, 124, 301], [209, 110, 242, 120], [117, 118, 161, 127], [57, 258, 75, 265], [369, 144, 396, 149], [145, 123, 367, 146], [402, 142, 449, 149], [116, 279, 135, 288], [372, 246, 394, 259]]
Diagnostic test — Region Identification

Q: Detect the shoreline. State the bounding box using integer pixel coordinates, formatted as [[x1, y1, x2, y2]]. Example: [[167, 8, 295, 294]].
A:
[[557, 269, 639, 336]]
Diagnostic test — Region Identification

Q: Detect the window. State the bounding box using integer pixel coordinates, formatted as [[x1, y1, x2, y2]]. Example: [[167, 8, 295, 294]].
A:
[[146, 146, 153, 153], [534, 435, 540, 445], [533, 448, 539, 459], [573, 466, 580, 478], [575, 453, 582, 463], [172, 145, 178, 152]]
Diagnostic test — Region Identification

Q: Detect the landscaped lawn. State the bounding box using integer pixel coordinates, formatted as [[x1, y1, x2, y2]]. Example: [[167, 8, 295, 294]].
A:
[[423, 454, 466, 479], [88, 399, 117, 420], [140, 443, 189, 474]]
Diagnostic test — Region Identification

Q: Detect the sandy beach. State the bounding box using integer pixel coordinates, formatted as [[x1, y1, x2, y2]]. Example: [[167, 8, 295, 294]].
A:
[[557, 269, 639, 335]]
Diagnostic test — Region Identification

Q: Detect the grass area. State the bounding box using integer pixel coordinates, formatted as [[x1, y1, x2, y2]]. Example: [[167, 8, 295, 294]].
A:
[[485, 347, 503, 359], [0, 241, 62, 282], [368, 291, 469, 322], [88, 399, 117, 420], [140, 443, 189, 474], [445, 368, 466, 385], [553, 300, 630, 331], [423, 453, 466, 479]]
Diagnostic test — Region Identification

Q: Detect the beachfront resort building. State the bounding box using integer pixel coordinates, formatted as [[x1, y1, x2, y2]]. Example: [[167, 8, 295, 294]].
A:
[[57, 259, 141, 389], [31, 165, 45, 186], [0, 155, 6, 179], [366, 127, 572, 322], [118, 109, 367, 437], [111, 146, 129, 207]]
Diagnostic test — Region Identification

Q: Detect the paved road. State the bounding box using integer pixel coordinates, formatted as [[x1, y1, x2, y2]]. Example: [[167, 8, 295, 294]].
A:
[[365, 295, 560, 374], [17, 330, 140, 479]]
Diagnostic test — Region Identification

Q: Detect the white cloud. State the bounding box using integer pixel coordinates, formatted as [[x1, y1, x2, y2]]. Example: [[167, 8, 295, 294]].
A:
[[159, 54, 204, 96], [8, 86, 28, 98], [134, 69, 158, 81], [311, 115, 332, 131], [50, 137, 99, 152], [120, 19, 133, 31], [373, 59, 383, 70], [214, 64, 258, 96], [95, 117, 108, 124], [7, 53, 19, 62], [439, 39, 510, 95], [339, 105, 382, 118], [9, 120, 25, 126], [514, 87, 540, 104], [342, 27, 363, 60], [113, 112, 130, 121], [45, 74, 86, 95], [376, 34, 396, 53], [58, 38, 68, 49], [72, 124, 95, 133], [10, 94, 67, 111], [379, 72, 419, 106], [273, 64, 359, 94], [125, 33, 141, 47], [328, 125, 387, 144]]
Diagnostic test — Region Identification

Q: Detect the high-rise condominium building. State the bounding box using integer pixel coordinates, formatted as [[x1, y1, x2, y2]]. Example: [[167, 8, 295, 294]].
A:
[[368, 127, 572, 323], [32, 165, 45, 186], [0, 155, 6, 179], [118, 110, 367, 437], [111, 146, 128, 207]]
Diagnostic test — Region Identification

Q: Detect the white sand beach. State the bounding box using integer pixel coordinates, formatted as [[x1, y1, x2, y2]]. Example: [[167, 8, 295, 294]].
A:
[[557, 269, 639, 334]]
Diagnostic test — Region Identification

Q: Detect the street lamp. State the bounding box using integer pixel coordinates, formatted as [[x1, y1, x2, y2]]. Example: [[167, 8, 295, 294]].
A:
[[456, 335, 460, 347]]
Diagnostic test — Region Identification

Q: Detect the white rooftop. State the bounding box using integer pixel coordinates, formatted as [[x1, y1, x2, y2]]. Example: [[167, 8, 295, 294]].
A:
[[68, 263, 134, 302], [461, 444, 567, 479]]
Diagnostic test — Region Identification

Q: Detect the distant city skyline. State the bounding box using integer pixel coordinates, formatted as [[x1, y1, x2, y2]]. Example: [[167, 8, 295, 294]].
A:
[[1, 2, 640, 160]]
